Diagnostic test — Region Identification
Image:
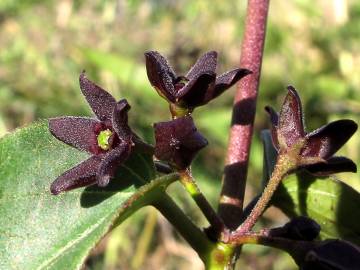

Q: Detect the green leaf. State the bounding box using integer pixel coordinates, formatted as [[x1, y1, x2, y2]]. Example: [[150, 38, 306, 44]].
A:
[[0, 120, 175, 269], [261, 129, 360, 246]]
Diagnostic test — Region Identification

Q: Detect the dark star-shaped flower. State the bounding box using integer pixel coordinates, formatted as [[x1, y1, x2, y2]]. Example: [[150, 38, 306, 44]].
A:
[[154, 116, 208, 169], [49, 72, 134, 195], [265, 86, 357, 175], [145, 50, 251, 114]]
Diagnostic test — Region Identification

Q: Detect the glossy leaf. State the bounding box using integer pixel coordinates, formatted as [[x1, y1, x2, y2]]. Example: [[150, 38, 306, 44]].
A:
[[0, 120, 174, 269], [262, 130, 360, 245]]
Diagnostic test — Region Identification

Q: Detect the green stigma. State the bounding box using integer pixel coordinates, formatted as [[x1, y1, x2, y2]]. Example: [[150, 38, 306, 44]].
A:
[[97, 129, 113, 150]]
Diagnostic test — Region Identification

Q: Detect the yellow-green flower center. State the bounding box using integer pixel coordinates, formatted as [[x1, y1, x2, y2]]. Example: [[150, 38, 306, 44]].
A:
[[97, 129, 113, 150]]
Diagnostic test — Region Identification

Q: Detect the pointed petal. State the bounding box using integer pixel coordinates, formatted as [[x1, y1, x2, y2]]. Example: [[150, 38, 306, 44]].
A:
[[97, 142, 132, 187], [301, 240, 360, 270], [304, 156, 357, 176], [49, 117, 99, 154], [79, 72, 116, 121], [144, 51, 177, 102], [50, 155, 101, 195], [186, 51, 218, 80], [302, 119, 357, 158], [213, 68, 252, 99], [112, 99, 132, 141], [279, 86, 305, 147], [265, 106, 280, 150], [269, 216, 321, 241], [176, 72, 216, 107]]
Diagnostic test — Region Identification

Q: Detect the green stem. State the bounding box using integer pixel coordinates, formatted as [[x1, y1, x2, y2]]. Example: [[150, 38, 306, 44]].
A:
[[236, 155, 293, 233], [153, 194, 214, 261], [179, 169, 226, 237], [205, 243, 236, 270]]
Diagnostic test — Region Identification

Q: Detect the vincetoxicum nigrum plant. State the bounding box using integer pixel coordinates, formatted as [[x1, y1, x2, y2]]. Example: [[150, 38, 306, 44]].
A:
[[2, 1, 360, 270], [47, 62, 359, 269]]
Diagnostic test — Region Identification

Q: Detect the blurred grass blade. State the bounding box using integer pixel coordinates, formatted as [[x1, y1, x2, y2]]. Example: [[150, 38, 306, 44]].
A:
[[261, 129, 360, 246], [0, 120, 176, 269]]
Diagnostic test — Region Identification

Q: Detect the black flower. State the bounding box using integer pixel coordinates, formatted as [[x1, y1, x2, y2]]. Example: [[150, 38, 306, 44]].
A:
[[265, 86, 357, 175], [268, 216, 321, 241], [154, 116, 208, 169], [145, 50, 251, 114], [49, 72, 134, 195], [301, 240, 360, 270]]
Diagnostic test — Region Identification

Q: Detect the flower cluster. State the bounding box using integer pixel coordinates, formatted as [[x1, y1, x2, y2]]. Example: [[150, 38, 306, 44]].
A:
[[50, 51, 249, 194], [49, 52, 357, 196]]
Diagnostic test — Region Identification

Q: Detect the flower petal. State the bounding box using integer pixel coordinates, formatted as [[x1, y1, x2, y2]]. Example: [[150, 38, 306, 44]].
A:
[[279, 86, 305, 147], [112, 99, 132, 141], [265, 106, 280, 150], [49, 117, 100, 154], [301, 240, 360, 270], [212, 68, 252, 99], [50, 155, 102, 195], [154, 116, 208, 169], [144, 51, 177, 102], [175, 72, 216, 107], [97, 141, 132, 187], [304, 156, 357, 176], [302, 119, 357, 158], [79, 72, 117, 121], [186, 51, 218, 81], [269, 216, 321, 241]]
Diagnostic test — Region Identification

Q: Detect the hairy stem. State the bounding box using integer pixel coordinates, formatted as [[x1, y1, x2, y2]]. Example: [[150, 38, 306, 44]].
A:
[[180, 169, 226, 238], [236, 155, 293, 233], [219, 0, 270, 229], [228, 232, 315, 265]]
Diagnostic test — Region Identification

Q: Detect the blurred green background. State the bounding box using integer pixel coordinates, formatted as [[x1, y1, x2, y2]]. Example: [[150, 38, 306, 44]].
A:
[[0, 0, 359, 269]]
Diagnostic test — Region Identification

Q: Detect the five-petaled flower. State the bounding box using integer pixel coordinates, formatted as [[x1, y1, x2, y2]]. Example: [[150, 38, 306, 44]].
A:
[[265, 86, 357, 175], [49, 72, 134, 195], [154, 116, 208, 170], [145, 50, 251, 116]]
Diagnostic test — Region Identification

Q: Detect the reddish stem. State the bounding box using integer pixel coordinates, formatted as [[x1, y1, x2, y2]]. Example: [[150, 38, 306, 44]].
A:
[[219, 0, 270, 229]]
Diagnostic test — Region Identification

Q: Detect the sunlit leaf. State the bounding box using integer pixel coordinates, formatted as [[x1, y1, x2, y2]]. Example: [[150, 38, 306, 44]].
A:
[[0, 120, 177, 269]]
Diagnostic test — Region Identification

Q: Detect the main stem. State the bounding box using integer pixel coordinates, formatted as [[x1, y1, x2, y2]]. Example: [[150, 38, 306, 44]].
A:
[[219, 0, 270, 230]]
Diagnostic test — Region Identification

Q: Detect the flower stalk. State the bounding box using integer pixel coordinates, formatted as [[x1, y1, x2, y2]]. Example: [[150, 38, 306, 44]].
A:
[[236, 154, 294, 234], [153, 194, 215, 262], [179, 169, 226, 238]]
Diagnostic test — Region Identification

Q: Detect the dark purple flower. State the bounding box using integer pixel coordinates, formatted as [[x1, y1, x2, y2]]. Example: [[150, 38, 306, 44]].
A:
[[301, 239, 360, 270], [265, 86, 357, 175], [154, 116, 208, 169], [49, 72, 134, 195], [145, 50, 251, 113], [268, 216, 321, 241]]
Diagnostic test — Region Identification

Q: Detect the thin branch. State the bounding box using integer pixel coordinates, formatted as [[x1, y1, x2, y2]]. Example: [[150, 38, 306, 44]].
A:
[[179, 169, 226, 238], [153, 194, 214, 262], [236, 155, 292, 233], [219, 0, 270, 229]]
